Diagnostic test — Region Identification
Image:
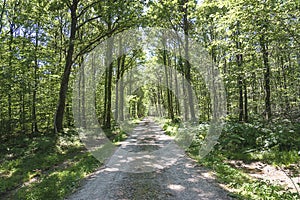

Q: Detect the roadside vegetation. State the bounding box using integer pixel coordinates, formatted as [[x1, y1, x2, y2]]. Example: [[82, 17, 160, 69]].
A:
[[160, 117, 300, 200]]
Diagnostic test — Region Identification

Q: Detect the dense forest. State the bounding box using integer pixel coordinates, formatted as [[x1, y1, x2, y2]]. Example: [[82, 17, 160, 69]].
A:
[[0, 0, 299, 199]]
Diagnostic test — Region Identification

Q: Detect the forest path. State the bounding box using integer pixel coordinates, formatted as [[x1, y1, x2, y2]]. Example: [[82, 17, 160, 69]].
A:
[[67, 118, 232, 200]]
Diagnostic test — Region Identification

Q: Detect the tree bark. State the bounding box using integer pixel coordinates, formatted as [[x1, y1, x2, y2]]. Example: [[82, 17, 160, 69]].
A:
[[104, 36, 114, 128], [7, 22, 14, 132], [81, 59, 86, 128], [162, 37, 174, 120], [0, 0, 6, 34], [54, 0, 78, 133], [244, 81, 248, 122], [115, 37, 122, 121], [235, 20, 244, 122], [260, 36, 271, 120], [32, 25, 39, 133], [183, 1, 196, 121], [174, 56, 180, 116], [238, 75, 243, 122], [119, 55, 125, 121]]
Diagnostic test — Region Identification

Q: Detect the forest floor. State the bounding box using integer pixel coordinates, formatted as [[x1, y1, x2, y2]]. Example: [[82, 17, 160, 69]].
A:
[[66, 118, 232, 200], [226, 160, 300, 193]]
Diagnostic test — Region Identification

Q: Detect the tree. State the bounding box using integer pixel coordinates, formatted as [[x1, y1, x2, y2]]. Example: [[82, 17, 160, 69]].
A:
[[54, 0, 144, 132]]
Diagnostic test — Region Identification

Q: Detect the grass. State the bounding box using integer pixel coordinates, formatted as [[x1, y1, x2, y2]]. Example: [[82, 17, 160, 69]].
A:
[[15, 153, 99, 200], [0, 120, 135, 200], [0, 130, 101, 200]]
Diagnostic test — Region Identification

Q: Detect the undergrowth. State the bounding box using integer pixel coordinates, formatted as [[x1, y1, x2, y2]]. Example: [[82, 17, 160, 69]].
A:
[[0, 130, 101, 200], [160, 117, 300, 200]]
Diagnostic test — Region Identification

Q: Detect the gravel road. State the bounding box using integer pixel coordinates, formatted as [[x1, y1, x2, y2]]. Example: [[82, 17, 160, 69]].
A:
[[67, 118, 232, 200]]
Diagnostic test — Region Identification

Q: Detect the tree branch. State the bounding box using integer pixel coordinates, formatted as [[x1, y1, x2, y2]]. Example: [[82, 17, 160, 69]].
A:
[[76, 15, 102, 31], [77, 0, 102, 19]]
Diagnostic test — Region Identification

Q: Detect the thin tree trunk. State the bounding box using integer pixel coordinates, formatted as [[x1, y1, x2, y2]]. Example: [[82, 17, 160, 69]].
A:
[[178, 52, 188, 120], [162, 37, 174, 120], [78, 61, 81, 126], [0, 0, 6, 34], [104, 36, 114, 128], [54, 0, 78, 133], [251, 55, 258, 114], [238, 75, 243, 122], [103, 67, 108, 124], [8, 22, 14, 132], [32, 25, 39, 133], [81, 59, 86, 128], [115, 37, 122, 121], [169, 56, 174, 120], [157, 83, 162, 117], [119, 55, 125, 121], [235, 21, 244, 122], [260, 36, 271, 120], [174, 56, 180, 116], [244, 81, 248, 122], [128, 69, 133, 119]]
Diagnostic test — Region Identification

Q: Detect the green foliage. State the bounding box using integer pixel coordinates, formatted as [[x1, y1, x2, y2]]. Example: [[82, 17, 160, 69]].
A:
[[103, 123, 128, 144], [162, 119, 179, 136], [0, 131, 100, 199], [15, 153, 99, 200], [252, 150, 300, 166], [160, 114, 300, 199], [219, 120, 300, 153]]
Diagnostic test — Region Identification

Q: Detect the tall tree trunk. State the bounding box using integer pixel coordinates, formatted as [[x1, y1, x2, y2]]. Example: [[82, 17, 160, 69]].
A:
[[178, 46, 188, 120], [115, 70, 120, 122], [77, 61, 82, 126], [244, 81, 248, 122], [104, 36, 114, 128], [169, 56, 174, 119], [103, 67, 108, 124], [182, 68, 189, 120], [54, 0, 78, 133], [162, 37, 174, 120], [174, 56, 180, 116], [128, 69, 133, 119], [157, 83, 162, 117], [251, 55, 258, 114], [238, 75, 243, 122], [260, 36, 271, 120], [81, 60, 86, 128], [7, 22, 14, 132], [0, 0, 6, 34], [115, 37, 122, 121], [183, 1, 196, 121], [235, 21, 244, 122], [32, 25, 39, 133], [119, 55, 125, 121]]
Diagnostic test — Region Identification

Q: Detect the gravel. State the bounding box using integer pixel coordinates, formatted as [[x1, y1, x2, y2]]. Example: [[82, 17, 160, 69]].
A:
[[66, 118, 232, 200]]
